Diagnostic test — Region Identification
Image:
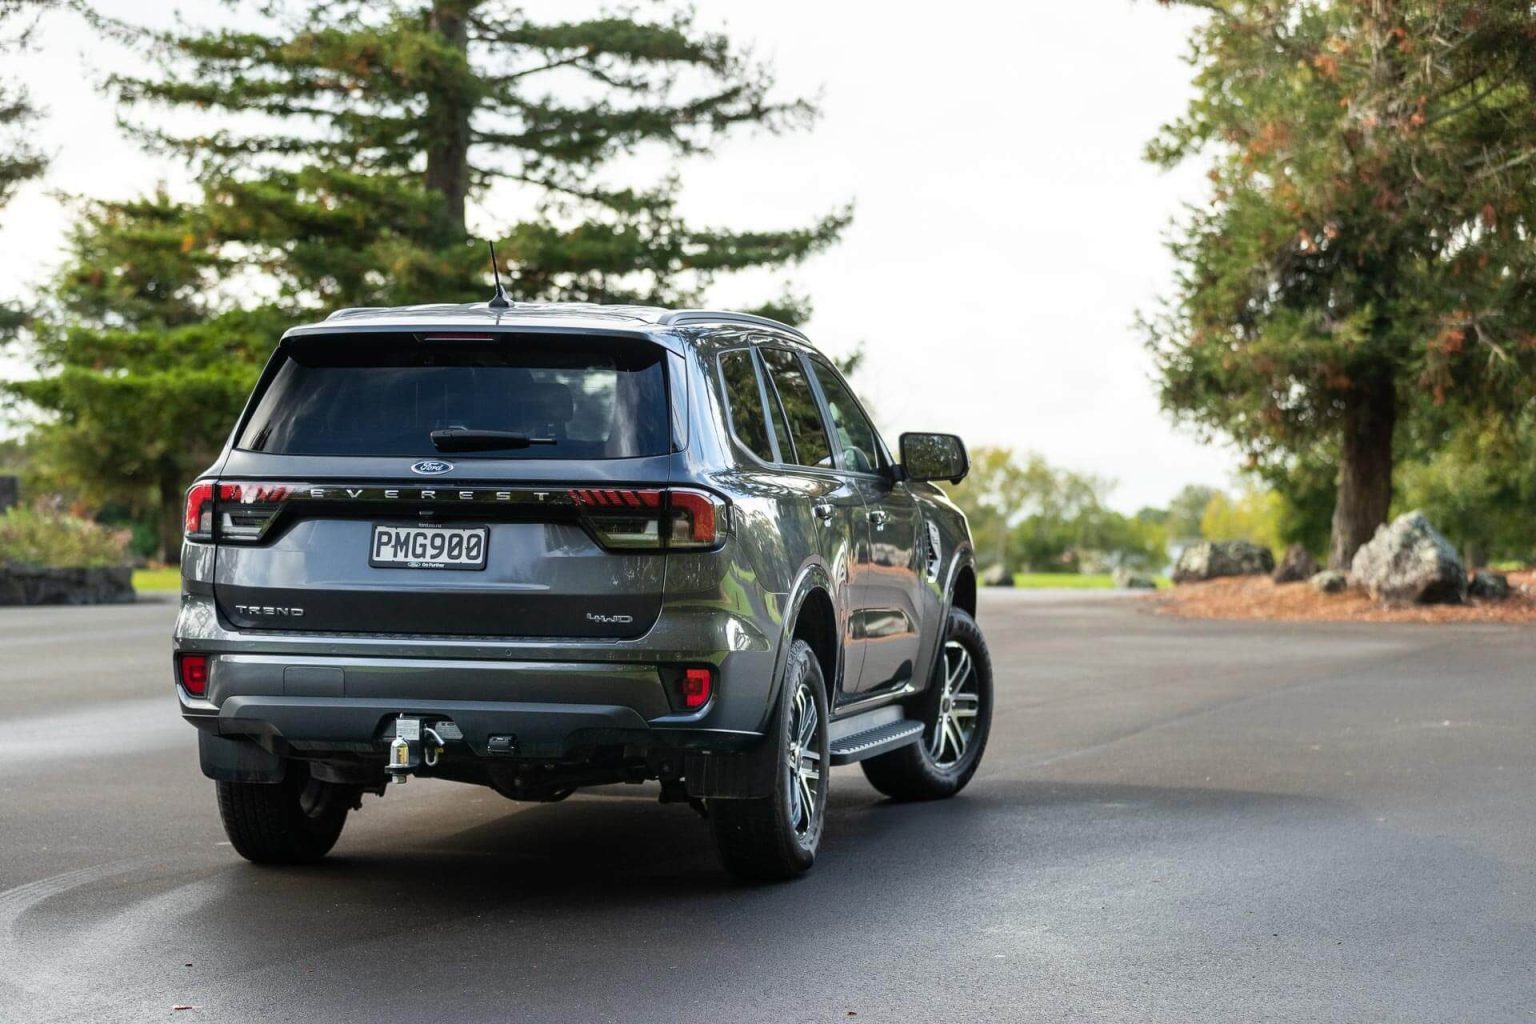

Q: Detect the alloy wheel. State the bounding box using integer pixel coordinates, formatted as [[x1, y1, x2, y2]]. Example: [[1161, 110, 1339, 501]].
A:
[[785, 681, 824, 838], [929, 640, 981, 768]]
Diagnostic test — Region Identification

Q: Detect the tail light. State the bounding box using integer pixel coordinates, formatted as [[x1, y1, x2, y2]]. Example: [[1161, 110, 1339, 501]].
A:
[[569, 487, 728, 551], [217, 482, 296, 541], [176, 653, 210, 697], [183, 480, 299, 542], [184, 482, 216, 541]]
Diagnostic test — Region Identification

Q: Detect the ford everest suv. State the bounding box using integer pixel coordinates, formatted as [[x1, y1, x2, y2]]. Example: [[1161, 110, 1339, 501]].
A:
[[174, 301, 991, 881]]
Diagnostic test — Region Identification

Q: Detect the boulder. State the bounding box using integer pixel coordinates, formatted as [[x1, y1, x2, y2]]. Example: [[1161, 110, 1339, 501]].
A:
[[1468, 570, 1510, 600], [979, 564, 1014, 588], [1309, 569, 1349, 594], [1172, 540, 1275, 583], [1272, 543, 1321, 584], [0, 565, 136, 606], [1112, 567, 1157, 590], [1349, 511, 1466, 605]]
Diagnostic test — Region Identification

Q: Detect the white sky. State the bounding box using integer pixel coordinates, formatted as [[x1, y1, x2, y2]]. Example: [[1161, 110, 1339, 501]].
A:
[[0, 0, 1240, 511]]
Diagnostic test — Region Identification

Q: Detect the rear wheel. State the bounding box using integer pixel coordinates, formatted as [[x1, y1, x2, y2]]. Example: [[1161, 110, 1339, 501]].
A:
[[861, 607, 992, 801], [710, 639, 830, 882], [216, 760, 359, 865]]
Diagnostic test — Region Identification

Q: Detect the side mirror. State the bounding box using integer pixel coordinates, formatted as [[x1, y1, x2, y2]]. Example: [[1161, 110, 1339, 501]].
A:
[[899, 432, 969, 484]]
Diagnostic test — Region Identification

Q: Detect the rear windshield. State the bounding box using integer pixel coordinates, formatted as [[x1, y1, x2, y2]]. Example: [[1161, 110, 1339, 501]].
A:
[[236, 333, 672, 459]]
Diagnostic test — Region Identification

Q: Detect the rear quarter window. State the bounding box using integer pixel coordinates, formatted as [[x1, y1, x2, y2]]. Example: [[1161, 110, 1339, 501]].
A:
[[237, 333, 673, 459]]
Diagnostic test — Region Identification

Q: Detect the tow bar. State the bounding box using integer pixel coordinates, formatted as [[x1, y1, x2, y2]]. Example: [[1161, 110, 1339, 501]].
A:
[[384, 715, 451, 784]]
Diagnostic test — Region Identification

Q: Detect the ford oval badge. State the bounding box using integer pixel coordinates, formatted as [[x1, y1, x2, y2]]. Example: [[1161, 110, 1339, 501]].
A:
[[410, 460, 454, 475]]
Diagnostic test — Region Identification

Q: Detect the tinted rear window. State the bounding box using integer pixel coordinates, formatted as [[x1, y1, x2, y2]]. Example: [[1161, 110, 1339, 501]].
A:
[[237, 333, 672, 459]]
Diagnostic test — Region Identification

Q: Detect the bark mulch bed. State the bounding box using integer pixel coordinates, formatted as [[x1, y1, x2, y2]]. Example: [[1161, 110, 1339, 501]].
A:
[[1150, 571, 1536, 624]]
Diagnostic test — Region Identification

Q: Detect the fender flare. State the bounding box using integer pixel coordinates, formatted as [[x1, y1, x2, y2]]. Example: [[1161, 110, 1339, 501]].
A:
[[760, 558, 838, 733]]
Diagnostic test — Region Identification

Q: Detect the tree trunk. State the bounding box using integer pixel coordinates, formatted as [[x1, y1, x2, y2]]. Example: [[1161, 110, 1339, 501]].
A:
[[425, 0, 472, 236], [159, 470, 185, 566], [1328, 370, 1396, 570]]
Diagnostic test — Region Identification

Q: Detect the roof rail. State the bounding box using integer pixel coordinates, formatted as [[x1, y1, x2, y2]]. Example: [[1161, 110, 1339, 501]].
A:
[[325, 306, 389, 321], [657, 309, 808, 340]]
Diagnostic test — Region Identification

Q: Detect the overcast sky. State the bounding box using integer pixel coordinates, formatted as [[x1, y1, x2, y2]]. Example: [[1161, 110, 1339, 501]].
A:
[[0, 0, 1239, 511]]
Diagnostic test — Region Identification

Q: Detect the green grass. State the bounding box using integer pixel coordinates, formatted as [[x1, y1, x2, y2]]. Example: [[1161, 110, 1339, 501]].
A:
[[132, 567, 181, 592], [1011, 572, 1170, 590]]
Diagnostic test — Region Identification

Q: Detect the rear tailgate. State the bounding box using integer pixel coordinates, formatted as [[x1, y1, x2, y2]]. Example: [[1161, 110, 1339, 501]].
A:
[[205, 329, 683, 640]]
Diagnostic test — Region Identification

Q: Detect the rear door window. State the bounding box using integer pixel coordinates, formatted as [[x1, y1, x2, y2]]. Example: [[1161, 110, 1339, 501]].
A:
[[718, 349, 777, 463], [760, 348, 833, 469], [237, 333, 671, 459]]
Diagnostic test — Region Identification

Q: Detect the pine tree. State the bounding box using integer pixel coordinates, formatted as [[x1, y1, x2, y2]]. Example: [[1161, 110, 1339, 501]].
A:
[[0, 0, 49, 339], [110, 1, 848, 314], [1146, 1, 1536, 567], [7, 193, 287, 560]]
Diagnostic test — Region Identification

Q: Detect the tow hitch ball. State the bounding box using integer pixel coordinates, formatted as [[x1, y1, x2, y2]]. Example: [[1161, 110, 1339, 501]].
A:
[[384, 716, 446, 785]]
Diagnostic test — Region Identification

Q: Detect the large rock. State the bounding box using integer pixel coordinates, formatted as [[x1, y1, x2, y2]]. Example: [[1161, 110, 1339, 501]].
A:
[[1349, 511, 1466, 605], [1172, 541, 1275, 583], [0, 565, 136, 606], [1310, 569, 1349, 594], [1468, 570, 1510, 600], [1272, 543, 1321, 584], [979, 564, 1014, 588]]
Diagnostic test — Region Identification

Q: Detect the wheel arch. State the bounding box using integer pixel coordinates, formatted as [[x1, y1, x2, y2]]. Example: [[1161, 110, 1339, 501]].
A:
[[950, 562, 978, 619]]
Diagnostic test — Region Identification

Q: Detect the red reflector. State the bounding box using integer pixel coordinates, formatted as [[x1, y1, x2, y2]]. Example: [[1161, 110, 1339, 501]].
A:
[[682, 667, 713, 709], [184, 482, 215, 539], [178, 654, 209, 697]]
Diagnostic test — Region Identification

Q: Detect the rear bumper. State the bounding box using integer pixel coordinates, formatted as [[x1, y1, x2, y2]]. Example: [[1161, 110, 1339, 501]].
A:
[[174, 590, 783, 756], [186, 694, 759, 759]]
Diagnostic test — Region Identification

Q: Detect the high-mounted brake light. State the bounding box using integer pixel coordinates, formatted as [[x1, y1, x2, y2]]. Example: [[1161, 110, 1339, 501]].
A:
[[176, 653, 209, 697], [184, 482, 216, 540]]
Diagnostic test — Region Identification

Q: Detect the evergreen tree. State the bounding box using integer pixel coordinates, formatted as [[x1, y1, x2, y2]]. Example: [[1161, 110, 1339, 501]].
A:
[[1146, 1, 1536, 567], [110, 1, 848, 314], [6, 193, 286, 560], [0, 0, 49, 339]]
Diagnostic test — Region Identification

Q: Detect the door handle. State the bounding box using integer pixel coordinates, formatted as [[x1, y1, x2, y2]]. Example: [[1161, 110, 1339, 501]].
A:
[[866, 510, 890, 530], [811, 501, 834, 523]]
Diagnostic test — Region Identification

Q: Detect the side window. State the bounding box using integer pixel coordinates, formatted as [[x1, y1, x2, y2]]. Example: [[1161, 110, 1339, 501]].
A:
[[808, 358, 884, 474], [717, 350, 775, 463], [761, 348, 833, 469]]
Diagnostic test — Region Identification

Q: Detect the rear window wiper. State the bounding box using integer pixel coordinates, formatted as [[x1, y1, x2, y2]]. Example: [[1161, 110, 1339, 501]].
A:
[[430, 428, 558, 452]]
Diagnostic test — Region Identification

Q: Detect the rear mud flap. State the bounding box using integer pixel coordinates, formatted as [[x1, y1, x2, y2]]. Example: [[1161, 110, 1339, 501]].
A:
[[199, 732, 286, 783], [684, 736, 775, 800]]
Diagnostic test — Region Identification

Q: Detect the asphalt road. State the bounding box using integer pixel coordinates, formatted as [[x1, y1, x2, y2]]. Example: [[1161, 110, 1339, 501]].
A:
[[1, 591, 1533, 1023]]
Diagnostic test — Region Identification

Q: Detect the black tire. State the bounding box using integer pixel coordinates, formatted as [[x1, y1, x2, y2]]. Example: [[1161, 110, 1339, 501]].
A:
[[710, 639, 830, 882], [861, 607, 992, 801], [215, 761, 359, 865]]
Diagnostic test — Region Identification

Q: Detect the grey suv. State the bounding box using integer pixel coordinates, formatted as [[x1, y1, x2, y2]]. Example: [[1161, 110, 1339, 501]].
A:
[[174, 301, 991, 880]]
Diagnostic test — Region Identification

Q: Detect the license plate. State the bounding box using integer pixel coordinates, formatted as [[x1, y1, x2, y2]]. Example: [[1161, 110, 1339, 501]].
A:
[[369, 524, 488, 570]]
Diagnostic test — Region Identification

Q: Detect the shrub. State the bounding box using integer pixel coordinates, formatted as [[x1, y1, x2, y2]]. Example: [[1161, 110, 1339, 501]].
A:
[[0, 503, 132, 568]]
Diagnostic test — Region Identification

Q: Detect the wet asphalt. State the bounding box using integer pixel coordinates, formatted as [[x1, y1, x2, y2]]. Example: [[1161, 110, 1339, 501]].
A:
[[1, 590, 1532, 1023]]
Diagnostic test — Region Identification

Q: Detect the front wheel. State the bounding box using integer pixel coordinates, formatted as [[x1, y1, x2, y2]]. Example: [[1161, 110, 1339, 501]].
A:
[[710, 639, 830, 882], [216, 760, 359, 865], [861, 607, 993, 801]]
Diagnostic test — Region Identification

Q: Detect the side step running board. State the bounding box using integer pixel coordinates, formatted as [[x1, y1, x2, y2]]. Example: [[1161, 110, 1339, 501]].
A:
[[828, 720, 924, 766]]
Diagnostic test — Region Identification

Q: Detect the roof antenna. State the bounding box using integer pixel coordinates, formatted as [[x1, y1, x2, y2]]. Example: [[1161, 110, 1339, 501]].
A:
[[487, 240, 511, 310]]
